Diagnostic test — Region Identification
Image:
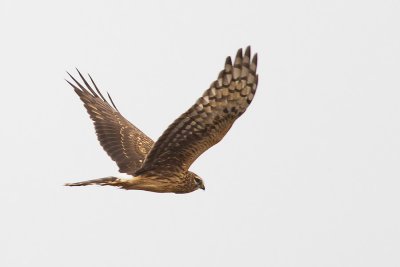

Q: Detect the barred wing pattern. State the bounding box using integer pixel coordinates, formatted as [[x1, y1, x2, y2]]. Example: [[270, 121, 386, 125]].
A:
[[136, 47, 258, 175], [67, 71, 154, 175]]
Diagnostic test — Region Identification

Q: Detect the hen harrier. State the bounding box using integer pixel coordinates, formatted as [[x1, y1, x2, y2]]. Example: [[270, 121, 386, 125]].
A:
[[65, 46, 258, 193]]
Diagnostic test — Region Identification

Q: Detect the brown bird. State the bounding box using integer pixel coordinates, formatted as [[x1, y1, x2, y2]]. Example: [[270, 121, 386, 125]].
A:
[[65, 46, 258, 193]]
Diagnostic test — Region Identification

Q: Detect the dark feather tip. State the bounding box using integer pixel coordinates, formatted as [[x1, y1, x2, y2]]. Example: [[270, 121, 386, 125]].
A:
[[87, 74, 107, 102], [252, 53, 258, 65], [67, 71, 86, 91], [245, 46, 251, 57], [66, 71, 74, 81], [65, 78, 80, 92], [236, 48, 243, 59], [225, 56, 232, 66], [107, 92, 119, 111]]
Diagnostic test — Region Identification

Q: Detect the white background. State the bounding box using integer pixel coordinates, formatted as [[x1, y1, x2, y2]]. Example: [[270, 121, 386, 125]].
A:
[[1, 0, 399, 266]]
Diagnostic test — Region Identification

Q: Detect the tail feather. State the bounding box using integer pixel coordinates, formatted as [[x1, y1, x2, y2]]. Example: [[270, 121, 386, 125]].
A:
[[65, 176, 120, 187]]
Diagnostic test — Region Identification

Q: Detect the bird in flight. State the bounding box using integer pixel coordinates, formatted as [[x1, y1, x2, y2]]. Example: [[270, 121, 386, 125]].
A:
[[65, 46, 258, 194]]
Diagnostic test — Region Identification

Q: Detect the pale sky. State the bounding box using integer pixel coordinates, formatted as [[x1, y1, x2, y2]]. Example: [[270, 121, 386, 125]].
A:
[[1, 0, 399, 266]]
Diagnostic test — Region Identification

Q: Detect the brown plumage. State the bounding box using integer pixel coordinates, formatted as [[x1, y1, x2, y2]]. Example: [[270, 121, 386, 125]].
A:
[[65, 46, 259, 193]]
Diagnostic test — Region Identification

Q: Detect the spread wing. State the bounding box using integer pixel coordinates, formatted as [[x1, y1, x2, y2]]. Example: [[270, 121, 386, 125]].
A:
[[136, 46, 258, 175], [66, 70, 154, 175]]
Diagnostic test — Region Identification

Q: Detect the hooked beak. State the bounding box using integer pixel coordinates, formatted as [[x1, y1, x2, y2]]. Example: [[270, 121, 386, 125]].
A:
[[200, 184, 205, 191]]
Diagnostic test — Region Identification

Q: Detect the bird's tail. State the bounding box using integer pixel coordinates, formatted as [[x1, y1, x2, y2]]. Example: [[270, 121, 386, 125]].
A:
[[65, 176, 122, 187]]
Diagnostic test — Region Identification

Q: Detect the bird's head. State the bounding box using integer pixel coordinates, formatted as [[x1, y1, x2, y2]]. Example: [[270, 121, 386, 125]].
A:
[[188, 171, 205, 191]]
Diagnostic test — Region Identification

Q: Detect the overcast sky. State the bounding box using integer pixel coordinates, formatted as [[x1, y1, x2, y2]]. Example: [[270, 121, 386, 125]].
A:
[[1, 0, 399, 266]]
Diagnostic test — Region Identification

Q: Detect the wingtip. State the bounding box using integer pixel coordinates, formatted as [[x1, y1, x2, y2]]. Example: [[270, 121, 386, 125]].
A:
[[65, 78, 81, 93], [245, 46, 251, 57], [225, 56, 232, 66], [66, 71, 74, 80], [107, 91, 119, 111], [252, 53, 258, 65], [236, 48, 243, 58], [64, 78, 72, 85], [75, 67, 83, 75], [76, 68, 84, 79]]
